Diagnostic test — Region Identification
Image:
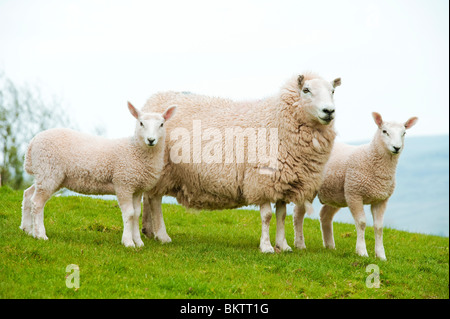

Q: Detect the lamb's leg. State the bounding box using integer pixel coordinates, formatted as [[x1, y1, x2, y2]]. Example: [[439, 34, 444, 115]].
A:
[[371, 199, 388, 260], [259, 202, 274, 253], [293, 204, 307, 249], [30, 188, 52, 240], [319, 204, 340, 249], [142, 194, 171, 243], [347, 198, 368, 257], [20, 184, 35, 235], [116, 192, 137, 248], [275, 201, 292, 252], [131, 193, 144, 247]]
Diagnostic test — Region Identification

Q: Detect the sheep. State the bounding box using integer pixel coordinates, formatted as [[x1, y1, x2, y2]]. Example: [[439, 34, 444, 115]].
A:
[[20, 102, 177, 247], [293, 112, 418, 260], [139, 72, 341, 253]]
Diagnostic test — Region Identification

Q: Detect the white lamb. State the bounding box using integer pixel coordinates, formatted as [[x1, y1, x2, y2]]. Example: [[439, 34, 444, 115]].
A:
[[20, 102, 177, 247], [293, 112, 418, 260]]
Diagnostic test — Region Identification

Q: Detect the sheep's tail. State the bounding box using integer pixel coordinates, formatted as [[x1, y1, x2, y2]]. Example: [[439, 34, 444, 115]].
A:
[[24, 140, 34, 175]]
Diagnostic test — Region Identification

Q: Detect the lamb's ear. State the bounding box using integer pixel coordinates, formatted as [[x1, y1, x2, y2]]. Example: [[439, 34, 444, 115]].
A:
[[297, 75, 305, 88], [404, 117, 418, 130], [128, 102, 140, 120], [372, 112, 383, 128], [332, 78, 341, 88], [162, 105, 177, 121]]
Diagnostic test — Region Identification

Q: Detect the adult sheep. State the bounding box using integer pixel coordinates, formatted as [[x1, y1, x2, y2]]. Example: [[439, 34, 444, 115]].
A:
[[141, 73, 341, 252]]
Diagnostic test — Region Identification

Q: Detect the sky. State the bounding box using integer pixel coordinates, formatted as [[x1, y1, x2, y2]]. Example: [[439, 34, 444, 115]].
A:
[[0, 0, 448, 142]]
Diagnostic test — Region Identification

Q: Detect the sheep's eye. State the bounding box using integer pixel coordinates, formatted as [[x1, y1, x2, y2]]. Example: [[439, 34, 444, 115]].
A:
[[402, 132, 406, 136], [140, 122, 144, 127], [382, 130, 389, 136], [160, 123, 164, 128], [303, 88, 310, 94], [332, 89, 335, 94]]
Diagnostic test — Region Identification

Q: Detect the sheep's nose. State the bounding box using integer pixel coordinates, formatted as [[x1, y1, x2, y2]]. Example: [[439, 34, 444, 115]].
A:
[[322, 108, 335, 115], [393, 146, 401, 153], [148, 138, 155, 146]]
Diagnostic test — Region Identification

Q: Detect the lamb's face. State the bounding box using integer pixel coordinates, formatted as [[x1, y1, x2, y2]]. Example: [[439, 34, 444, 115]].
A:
[[128, 102, 177, 148], [379, 122, 407, 155], [136, 114, 166, 147], [299, 76, 341, 125], [372, 112, 418, 155]]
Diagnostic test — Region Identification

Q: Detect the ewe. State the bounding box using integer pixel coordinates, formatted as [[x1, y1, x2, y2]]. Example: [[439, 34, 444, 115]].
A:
[[140, 73, 341, 253], [20, 103, 176, 247], [294, 112, 418, 260]]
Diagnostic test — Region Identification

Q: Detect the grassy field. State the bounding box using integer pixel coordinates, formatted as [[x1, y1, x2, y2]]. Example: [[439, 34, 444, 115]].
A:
[[0, 186, 448, 299]]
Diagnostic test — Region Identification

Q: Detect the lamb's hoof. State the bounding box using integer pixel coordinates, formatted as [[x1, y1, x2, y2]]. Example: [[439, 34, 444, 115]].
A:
[[260, 244, 275, 253], [20, 226, 33, 235], [294, 242, 306, 250], [376, 253, 387, 261], [33, 234, 48, 240], [356, 250, 369, 257], [122, 239, 136, 248], [276, 243, 293, 252], [155, 232, 172, 244]]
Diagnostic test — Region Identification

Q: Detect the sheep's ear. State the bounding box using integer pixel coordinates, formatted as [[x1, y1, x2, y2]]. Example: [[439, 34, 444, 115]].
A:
[[297, 75, 305, 88], [128, 102, 140, 120], [404, 117, 418, 130], [372, 112, 383, 128], [332, 78, 341, 88], [162, 105, 177, 121]]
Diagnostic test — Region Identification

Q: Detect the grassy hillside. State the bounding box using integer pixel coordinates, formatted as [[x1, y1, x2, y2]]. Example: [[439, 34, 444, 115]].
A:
[[0, 186, 448, 299]]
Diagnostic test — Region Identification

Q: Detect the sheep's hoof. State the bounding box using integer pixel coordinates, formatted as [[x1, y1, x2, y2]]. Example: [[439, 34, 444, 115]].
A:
[[294, 242, 306, 250], [260, 244, 275, 253], [275, 243, 293, 252], [134, 238, 145, 247], [155, 232, 172, 244], [141, 227, 154, 239]]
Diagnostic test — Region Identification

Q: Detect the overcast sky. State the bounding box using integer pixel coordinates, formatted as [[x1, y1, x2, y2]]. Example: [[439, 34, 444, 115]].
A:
[[0, 0, 448, 142]]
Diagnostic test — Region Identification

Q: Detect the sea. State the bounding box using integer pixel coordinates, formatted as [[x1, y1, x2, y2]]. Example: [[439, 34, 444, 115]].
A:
[[63, 134, 449, 237]]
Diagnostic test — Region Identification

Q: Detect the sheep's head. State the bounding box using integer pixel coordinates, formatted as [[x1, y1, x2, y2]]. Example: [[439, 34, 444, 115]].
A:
[[372, 112, 418, 155], [298, 74, 341, 125], [128, 102, 177, 147]]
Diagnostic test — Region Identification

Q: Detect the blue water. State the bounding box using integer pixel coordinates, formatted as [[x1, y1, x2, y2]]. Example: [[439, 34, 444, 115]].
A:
[[64, 135, 449, 237]]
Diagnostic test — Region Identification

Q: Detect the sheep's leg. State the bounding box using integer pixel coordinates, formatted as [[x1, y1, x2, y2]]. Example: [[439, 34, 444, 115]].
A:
[[259, 202, 274, 253], [30, 188, 52, 240], [142, 194, 172, 243], [347, 198, 368, 257], [275, 201, 292, 252], [131, 193, 144, 247], [116, 192, 137, 248], [293, 204, 307, 249], [20, 184, 35, 235], [371, 199, 388, 260], [319, 204, 340, 249], [141, 193, 154, 238]]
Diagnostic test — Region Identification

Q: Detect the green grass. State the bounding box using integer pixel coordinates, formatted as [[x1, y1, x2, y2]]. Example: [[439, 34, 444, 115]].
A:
[[0, 186, 448, 299]]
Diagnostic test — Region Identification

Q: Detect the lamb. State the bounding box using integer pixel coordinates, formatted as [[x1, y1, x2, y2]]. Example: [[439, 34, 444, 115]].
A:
[[20, 102, 177, 247], [139, 72, 341, 253], [293, 112, 418, 260]]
